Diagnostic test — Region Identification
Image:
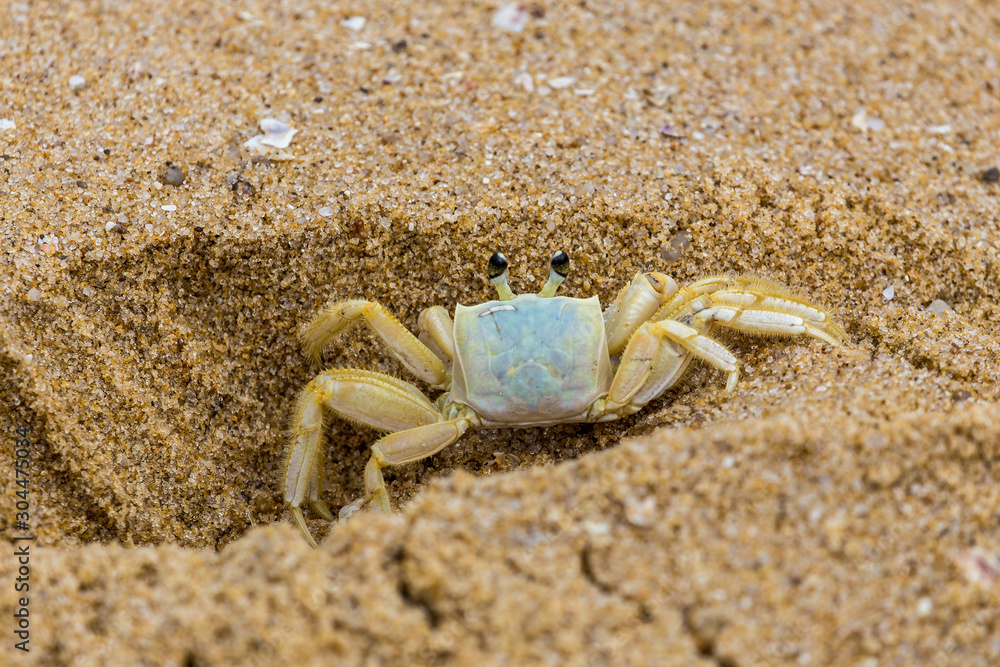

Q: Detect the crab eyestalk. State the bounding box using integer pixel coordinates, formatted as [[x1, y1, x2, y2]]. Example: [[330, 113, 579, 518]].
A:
[[538, 250, 570, 298], [488, 252, 516, 301]]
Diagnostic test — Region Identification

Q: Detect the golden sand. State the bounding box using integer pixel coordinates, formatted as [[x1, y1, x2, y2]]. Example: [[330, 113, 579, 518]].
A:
[[1, 0, 999, 664]]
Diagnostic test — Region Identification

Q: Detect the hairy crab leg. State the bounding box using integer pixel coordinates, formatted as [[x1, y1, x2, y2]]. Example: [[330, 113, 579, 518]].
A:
[[302, 300, 448, 388], [285, 368, 441, 548], [603, 272, 678, 355], [603, 277, 846, 415], [653, 275, 846, 345], [364, 419, 472, 512]]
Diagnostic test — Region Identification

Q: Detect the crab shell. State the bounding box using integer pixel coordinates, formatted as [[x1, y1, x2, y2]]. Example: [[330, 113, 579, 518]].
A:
[[452, 294, 611, 426]]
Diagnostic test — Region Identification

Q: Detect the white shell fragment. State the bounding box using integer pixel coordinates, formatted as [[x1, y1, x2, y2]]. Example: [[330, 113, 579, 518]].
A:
[[257, 118, 298, 148], [548, 76, 577, 90], [338, 497, 366, 521], [340, 16, 366, 32], [243, 118, 299, 160], [69, 74, 87, 90], [852, 109, 885, 132], [926, 299, 951, 314], [514, 71, 534, 92], [624, 496, 656, 527], [492, 4, 528, 32], [0, 119, 15, 132], [953, 548, 999, 587], [882, 284, 895, 300]]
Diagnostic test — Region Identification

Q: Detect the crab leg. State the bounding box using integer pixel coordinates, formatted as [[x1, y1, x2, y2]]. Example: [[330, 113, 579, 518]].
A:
[[285, 369, 441, 548], [603, 272, 678, 355], [596, 319, 738, 417], [603, 275, 846, 412], [364, 418, 472, 512], [303, 300, 448, 387], [653, 275, 846, 345], [417, 305, 455, 362]]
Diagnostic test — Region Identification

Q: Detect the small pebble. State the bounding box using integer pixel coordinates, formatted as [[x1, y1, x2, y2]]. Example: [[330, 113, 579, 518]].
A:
[[232, 179, 255, 196], [161, 204, 177, 212], [916, 597, 933, 616], [981, 166, 1000, 183], [624, 496, 656, 527], [660, 123, 680, 138], [882, 284, 895, 300], [69, 74, 86, 90], [317, 206, 333, 217], [34, 234, 59, 254], [26, 288, 42, 302], [661, 229, 691, 262], [162, 165, 185, 186]]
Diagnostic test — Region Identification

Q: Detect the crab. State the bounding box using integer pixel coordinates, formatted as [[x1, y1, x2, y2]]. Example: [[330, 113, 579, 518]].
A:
[[284, 251, 845, 547]]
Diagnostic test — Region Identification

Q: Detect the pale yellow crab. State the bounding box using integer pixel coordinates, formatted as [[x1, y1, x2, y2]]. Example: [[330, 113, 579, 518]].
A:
[[285, 251, 845, 547]]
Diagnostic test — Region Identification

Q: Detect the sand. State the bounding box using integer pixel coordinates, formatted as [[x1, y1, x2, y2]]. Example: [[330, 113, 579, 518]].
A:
[[1, 0, 999, 664]]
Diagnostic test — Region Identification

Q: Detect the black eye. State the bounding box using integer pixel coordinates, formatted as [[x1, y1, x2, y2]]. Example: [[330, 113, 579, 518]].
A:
[[550, 250, 570, 277], [488, 252, 508, 278]]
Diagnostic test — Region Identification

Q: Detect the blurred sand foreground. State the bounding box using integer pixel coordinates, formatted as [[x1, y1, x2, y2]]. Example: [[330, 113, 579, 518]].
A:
[[1, 0, 999, 664]]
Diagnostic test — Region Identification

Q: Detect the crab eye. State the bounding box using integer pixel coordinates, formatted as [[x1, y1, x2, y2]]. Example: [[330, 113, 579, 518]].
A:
[[488, 252, 516, 301], [550, 250, 570, 278], [538, 250, 570, 298], [488, 252, 508, 279]]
